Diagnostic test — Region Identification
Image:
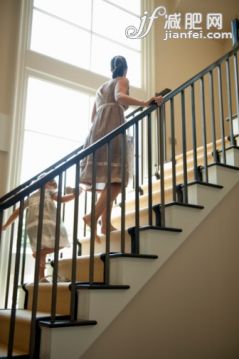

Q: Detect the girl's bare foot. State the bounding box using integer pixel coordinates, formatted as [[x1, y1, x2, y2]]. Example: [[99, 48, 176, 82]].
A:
[[83, 214, 101, 243]]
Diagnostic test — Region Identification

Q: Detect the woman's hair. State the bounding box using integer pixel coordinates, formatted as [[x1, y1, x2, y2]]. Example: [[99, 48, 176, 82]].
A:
[[111, 56, 128, 78]]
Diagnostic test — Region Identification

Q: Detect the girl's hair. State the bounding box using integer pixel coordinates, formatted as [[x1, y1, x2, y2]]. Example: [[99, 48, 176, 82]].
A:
[[110, 56, 128, 78]]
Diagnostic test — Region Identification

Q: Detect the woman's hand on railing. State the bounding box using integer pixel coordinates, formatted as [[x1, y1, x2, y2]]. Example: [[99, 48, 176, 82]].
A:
[[146, 95, 163, 107]]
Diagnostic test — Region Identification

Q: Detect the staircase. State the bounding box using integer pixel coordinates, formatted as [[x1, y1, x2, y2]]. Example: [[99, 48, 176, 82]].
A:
[[0, 44, 239, 358]]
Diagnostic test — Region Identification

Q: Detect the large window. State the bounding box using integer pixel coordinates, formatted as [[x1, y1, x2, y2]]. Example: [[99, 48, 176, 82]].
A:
[[9, 0, 155, 190], [30, 0, 142, 87], [16, 0, 148, 184]]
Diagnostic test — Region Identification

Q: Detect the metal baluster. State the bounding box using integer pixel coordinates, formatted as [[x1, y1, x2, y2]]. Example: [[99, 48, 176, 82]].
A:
[[170, 98, 177, 201], [181, 91, 188, 202], [71, 161, 80, 320], [132, 125, 136, 190], [141, 118, 144, 185], [62, 170, 67, 222], [20, 209, 28, 285], [226, 58, 234, 146], [135, 123, 140, 242], [156, 111, 160, 176], [83, 190, 87, 237], [209, 71, 217, 163], [163, 104, 167, 162], [120, 131, 126, 254], [233, 52, 239, 136], [147, 114, 153, 225], [7, 200, 24, 358], [51, 174, 63, 323], [29, 186, 45, 359], [200, 77, 209, 182], [190, 84, 199, 180], [217, 65, 226, 163], [5, 206, 16, 309], [89, 152, 96, 284], [105, 141, 112, 285], [159, 106, 165, 226]]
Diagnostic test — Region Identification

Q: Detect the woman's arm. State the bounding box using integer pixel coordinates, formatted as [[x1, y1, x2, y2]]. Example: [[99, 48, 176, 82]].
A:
[[51, 187, 81, 203], [115, 78, 163, 107], [51, 193, 75, 203]]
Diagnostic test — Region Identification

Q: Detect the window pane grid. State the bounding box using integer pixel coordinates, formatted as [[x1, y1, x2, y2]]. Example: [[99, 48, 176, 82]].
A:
[[31, 0, 142, 87]]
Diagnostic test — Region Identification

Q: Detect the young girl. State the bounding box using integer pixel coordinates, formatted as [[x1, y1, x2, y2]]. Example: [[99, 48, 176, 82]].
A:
[[1, 177, 77, 281]]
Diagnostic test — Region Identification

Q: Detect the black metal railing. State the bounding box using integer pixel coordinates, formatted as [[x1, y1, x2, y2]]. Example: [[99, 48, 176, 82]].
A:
[[0, 42, 238, 358]]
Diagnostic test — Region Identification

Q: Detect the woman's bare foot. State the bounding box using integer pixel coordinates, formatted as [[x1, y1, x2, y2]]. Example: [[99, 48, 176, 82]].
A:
[[83, 214, 101, 243], [101, 224, 117, 235]]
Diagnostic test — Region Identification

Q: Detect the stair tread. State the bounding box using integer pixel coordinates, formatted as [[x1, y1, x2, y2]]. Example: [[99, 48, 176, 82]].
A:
[[187, 181, 223, 188], [74, 283, 130, 290], [0, 342, 28, 357], [0, 309, 66, 322], [39, 317, 97, 328], [207, 162, 239, 170], [128, 225, 182, 233], [107, 253, 158, 259], [153, 201, 204, 209]]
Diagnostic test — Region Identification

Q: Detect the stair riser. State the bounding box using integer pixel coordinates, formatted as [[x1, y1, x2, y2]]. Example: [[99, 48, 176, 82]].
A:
[[203, 165, 239, 188], [188, 184, 223, 206], [81, 233, 132, 255], [163, 206, 204, 232], [219, 148, 239, 167], [115, 188, 173, 214], [112, 208, 154, 228], [0, 317, 30, 352], [58, 258, 104, 282], [125, 167, 196, 205], [26, 287, 71, 314]]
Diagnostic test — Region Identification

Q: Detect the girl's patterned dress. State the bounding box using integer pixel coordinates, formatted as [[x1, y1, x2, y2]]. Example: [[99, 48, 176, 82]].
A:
[[26, 189, 70, 252]]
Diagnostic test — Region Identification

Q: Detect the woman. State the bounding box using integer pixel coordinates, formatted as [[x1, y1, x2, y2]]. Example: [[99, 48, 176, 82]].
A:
[[80, 55, 162, 241]]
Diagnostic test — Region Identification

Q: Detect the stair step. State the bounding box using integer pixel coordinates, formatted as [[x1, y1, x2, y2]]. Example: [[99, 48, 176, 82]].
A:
[[153, 202, 204, 227], [75, 283, 130, 290], [0, 343, 28, 359], [58, 253, 105, 283], [79, 229, 132, 255], [128, 225, 182, 254], [106, 253, 158, 259], [39, 316, 97, 328], [24, 282, 71, 315], [0, 309, 51, 353]]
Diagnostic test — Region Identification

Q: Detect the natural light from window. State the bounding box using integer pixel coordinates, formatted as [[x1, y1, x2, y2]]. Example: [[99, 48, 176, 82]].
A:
[[21, 77, 93, 182], [30, 0, 142, 87]]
